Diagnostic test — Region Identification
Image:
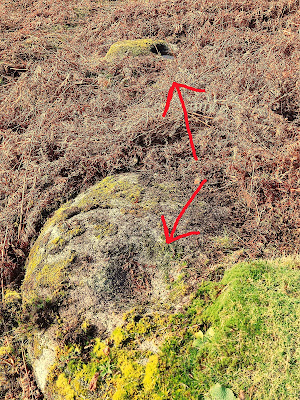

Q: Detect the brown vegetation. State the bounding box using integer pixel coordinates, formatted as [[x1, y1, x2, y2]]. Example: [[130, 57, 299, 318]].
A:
[[0, 0, 299, 313]]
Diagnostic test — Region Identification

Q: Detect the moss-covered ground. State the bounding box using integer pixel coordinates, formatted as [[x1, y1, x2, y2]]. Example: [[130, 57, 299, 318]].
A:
[[44, 255, 299, 400]]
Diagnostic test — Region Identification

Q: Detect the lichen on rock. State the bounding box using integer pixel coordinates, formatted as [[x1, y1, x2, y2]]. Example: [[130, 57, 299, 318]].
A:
[[21, 172, 203, 395]]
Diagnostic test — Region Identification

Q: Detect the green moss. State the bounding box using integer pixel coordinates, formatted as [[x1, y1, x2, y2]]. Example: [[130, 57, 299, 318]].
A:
[[104, 39, 169, 61], [143, 354, 159, 392], [157, 257, 300, 399], [55, 373, 76, 400]]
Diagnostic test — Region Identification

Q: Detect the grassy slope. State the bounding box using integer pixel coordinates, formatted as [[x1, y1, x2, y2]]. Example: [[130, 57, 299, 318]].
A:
[[0, 0, 299, 398]]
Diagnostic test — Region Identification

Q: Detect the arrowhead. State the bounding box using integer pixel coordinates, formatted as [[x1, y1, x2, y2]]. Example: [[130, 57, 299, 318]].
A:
[[160, 179, 207, 244], [162, 82, 176, 117], [161, 214, 174, 244], [162, 82, 205, 161], [161, 215, 200, 244]]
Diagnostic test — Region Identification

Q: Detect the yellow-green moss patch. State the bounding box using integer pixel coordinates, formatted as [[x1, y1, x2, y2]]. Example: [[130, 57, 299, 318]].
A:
[[22, 250, 77, 304], [143, 354, 159, 393], [94, 221, 118, 239], [75, 176, 143, 212], [111, 354, 144, 400], [55, 372, 76, 400], [47, 236, 66, 252], [4, 289, 21, 305], [56, 221, 85, 240], [104, 39, 169, 61]]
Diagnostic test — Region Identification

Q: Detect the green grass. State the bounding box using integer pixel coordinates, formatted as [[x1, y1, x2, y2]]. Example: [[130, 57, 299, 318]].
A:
[[155, 256, 299, 399]]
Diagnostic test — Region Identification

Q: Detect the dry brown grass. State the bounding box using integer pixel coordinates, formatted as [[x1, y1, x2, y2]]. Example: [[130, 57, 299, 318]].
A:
[[0, 0, 299, 289], [0, 0, 299, 398]]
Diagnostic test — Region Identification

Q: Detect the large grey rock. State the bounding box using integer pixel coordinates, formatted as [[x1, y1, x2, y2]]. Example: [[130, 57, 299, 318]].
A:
[[21, 173, 205, 392]]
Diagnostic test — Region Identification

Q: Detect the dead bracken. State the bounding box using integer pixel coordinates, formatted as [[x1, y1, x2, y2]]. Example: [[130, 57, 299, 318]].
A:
[[0, 0, 299, 398]]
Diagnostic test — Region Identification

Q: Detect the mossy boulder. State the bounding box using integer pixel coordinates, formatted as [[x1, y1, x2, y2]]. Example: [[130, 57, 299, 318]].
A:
[[104, 38, 171, 61], [21, 172, 205, 393]]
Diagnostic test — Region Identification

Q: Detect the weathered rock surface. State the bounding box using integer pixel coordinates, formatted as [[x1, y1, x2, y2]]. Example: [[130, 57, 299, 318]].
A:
[[21, 172, 205, 393]]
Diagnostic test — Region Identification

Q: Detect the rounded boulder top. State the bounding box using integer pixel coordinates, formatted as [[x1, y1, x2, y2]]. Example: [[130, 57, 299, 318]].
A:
[[21, 172, 203, 334]]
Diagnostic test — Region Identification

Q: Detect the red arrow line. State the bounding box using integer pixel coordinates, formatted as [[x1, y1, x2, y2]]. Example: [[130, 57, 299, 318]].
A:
[[162, 82, 205, 161], [161, 179, 207, 244], [175, 86, 197, 160], [162, 83, 176, 117], [176, 82, 206, 92]]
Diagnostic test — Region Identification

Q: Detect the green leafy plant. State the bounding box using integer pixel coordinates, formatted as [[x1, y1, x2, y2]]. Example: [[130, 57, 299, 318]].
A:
[[192, 327, 215, 349], [204, 383, 237, 400], [98, 360, 113, 378]]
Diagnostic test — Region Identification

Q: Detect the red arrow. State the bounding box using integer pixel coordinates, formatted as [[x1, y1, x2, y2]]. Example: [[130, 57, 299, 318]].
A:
[[162, 82, 206, 161], [161, 179, 207, 244]]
